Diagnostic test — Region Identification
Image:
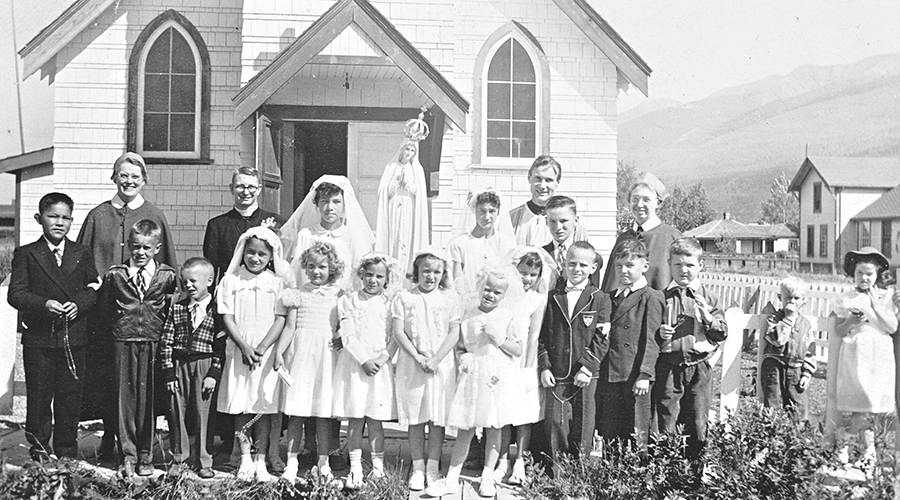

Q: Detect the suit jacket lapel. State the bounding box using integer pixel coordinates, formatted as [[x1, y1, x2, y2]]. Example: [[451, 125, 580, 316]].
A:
[[571, 286, 597, 319], [611, 288, 642, 323], [58, 239, 78, 276], [551, 286, 570, 322], [34, 242, 74, 301]]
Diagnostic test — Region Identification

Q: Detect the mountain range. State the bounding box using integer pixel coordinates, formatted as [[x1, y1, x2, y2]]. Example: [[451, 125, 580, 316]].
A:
[[618, 52, 900, 222]]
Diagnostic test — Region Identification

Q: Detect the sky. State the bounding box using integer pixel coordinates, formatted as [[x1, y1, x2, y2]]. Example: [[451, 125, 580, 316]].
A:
[[2, 0, 900, 201], [592, 0, 900, 110]]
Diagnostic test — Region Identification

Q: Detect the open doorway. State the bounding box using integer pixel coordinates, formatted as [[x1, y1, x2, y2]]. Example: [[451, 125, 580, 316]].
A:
[[292, 122, 348, 209]]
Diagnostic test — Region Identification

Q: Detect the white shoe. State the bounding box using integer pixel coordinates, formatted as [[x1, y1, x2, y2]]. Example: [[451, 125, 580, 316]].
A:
[[424, 477, 459, 497], [507, 460, 526, 485], [236, 459, 255, 481], [479, 476, 497, 497], [255, 458, 272, 482], [408, 470, 426, 491], [317, 464, 334, 481], [281, 458, 299, 483], [426, 470, 442, 488], [345, 469, 364, 489], [369, 467, 384, 480], [492, 465, 508, 484]]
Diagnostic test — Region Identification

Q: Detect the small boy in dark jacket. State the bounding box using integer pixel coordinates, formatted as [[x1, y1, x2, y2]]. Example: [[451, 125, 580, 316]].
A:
[[8, 192, 99, 462], [597, 238, 664, 454], [538, 241, 611, 466], [99, 219, 177, 477], [653, 237, 726, 469], [761, 276, 815, 421], [159, 257, 224, 479]]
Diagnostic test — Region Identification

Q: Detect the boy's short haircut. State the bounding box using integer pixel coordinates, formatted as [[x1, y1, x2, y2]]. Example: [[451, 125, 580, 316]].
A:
[[669, 237, 703, 260], [613, 237, 649, 261], [570, 240, 603, 269], [231, 166, 259, 185], [182, 256, 214, 275], [129, 219, 162, 244], [779, 276, 807, 297], [313, 181, 344, 205], [544, 195, 577, 214], [111, 152, 148, 181], [528, 155, 562, 182], [475, 191, 501, 209], [38, 192, 74, 214]]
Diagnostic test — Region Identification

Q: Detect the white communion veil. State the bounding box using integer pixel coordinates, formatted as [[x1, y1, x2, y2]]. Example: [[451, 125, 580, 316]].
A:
[[279, 174, 375, 261], [224, 225, 294, 286], [511, 246, 557, 294], [451, 186, 516, 239]]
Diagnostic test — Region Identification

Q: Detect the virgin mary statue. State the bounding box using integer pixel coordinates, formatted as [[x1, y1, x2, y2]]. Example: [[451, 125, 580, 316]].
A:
[[375, 110, 430, 273]]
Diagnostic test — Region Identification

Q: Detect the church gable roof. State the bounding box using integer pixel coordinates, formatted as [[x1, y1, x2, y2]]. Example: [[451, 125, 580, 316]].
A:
[[232, 0, 469, 129]]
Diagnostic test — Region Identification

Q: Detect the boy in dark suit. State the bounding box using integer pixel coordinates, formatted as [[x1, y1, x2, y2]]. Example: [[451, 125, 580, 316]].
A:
[[8, 192, 99, 462], [98, 219, 178, 477], [537, 241, 611, 468], [597, 238, 664, 454], [160, 257, 224, 479]]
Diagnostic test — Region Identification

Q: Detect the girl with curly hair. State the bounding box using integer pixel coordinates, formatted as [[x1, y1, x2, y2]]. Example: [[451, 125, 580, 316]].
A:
[[273, 241, 345, 481]]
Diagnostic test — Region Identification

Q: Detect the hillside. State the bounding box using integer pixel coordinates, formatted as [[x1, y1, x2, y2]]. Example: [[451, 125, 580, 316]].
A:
[[619, 53, 900, 222]]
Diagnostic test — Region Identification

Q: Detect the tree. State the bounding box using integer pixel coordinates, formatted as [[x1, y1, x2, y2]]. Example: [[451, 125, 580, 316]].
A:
[[615, 161, 638, 232], [658, 182, 714, 232], [759, 172, 799, 227]]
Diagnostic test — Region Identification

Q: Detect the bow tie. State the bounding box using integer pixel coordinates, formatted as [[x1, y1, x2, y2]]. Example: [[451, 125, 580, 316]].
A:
[[565, 285, 584, 293]]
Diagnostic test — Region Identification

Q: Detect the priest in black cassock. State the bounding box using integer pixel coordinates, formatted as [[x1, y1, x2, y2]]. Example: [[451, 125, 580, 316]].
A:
[[203, 166, 284, 284]]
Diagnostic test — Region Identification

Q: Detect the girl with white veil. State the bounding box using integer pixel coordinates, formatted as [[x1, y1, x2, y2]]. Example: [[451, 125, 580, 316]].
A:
[[280, 175, 375, 290], [375, 112, 430, 274], [447, 187, 518, 297]]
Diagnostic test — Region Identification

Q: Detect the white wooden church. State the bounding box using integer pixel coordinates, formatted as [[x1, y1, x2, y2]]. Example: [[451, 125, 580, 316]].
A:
[[3, 0, 650, 259]]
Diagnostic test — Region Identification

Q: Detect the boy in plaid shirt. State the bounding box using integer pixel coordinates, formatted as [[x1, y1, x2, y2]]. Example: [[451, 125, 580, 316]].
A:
[[160, 257, 225, 478]]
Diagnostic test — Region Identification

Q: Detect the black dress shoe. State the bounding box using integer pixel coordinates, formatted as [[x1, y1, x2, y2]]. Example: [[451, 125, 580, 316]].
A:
[[197, 467, 215, 479], [97, 439, 116, 460], [136, 463, 154, 476], [120, 462, 135, 478], [29, 450, 51, 464]]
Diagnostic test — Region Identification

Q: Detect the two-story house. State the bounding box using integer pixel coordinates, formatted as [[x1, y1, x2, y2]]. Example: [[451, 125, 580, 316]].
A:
[[789, 156, 900, 273]]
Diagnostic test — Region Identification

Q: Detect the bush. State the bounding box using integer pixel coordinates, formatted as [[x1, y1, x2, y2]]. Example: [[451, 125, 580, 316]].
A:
[[0, 228, 13, 283], [0, 462, 410, 500], [521, 401, 895, 499]]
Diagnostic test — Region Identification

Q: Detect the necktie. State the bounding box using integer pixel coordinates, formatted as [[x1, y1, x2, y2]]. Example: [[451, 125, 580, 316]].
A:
[[556, 243, 567, 273], [191, 303, 201, 329], [52, 248, 62, 267], [636, 225, 644, 237], [136, 268, 146, 296]]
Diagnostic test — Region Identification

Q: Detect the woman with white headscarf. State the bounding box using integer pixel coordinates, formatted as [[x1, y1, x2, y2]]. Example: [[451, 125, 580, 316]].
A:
[[375, 113, 430, 275], [280, 175, 375, 290]]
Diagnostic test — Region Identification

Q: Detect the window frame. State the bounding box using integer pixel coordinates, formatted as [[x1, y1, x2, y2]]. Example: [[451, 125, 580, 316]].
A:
[[812, 182, 822, 213], [882, 219, 892, 259], [859, 220, 871, 248], [472, 22, 550, 168], [806, 225, 815, 258], [127, 10, 211, 163], [819, 224, 828, 258]]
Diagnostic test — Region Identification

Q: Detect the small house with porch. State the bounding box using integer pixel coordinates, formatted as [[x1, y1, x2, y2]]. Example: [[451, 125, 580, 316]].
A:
[[849, 185, 900, 271], [684, 213, 798, 255]]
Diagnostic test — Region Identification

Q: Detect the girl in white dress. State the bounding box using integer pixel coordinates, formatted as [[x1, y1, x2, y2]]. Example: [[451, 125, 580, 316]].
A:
[[332, 253, 401, 487], [275, 241, 344, 481], [426, 265, 524, 498], [833, 247, 900, 468], [217, 226, 291, 482], [392, 249, 461, 491], [498, 248, 554, 485], [448, 188, 518, 297]]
